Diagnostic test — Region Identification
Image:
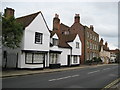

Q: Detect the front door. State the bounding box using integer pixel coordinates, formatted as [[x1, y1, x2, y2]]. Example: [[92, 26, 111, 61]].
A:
[[67, 55, 71, 66]]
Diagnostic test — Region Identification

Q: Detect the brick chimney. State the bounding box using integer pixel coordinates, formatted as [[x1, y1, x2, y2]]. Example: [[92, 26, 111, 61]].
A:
[[105, 41, 108, 48], [90, 25, 94, 31], [74, 14, 80, 23], [4, 7, 15, 18], [53, 14, 60, 31], [100, 38, 103, 45]]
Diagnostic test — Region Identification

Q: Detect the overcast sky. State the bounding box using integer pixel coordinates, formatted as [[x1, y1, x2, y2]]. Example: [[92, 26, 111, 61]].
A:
[[1, 0, 119, 50]]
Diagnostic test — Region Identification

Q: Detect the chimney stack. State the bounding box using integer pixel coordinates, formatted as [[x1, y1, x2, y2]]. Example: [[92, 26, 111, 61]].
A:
[[100, 38, 104, 45], [105, 41, 108, 48], [90, 25, 94, 31], [4, 7, 15, 18], [74, 14, 80, 23], [53, 14, 60, 31]]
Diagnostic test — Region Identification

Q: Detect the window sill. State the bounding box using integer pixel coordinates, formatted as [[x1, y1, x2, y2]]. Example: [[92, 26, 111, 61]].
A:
[[35, 42, 42, 44]]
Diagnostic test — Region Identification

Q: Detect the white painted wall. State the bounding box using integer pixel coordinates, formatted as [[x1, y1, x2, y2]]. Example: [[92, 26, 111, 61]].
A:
[[23, 13, 50, 51], [100, 46, 110, 63], [59, 48, 70, 66], [68, 34, 81, 55], [68, 34, 81, 65], [18, 12, 50, 69], [100, 46, 110, 58], [52, 33, 58, 39]]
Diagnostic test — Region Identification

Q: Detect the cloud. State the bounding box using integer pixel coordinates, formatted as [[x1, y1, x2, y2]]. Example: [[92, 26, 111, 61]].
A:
[[2, 2, 118, 49]]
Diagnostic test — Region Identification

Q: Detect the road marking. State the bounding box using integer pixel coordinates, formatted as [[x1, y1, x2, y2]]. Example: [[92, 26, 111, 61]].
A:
[[49, 74, 79, 82], [101, 78, 120, 89], [49, 79, 57, 82], [88, 70, 100, 74], [71, 75, 79, 77], [103, 68, 110, 71]]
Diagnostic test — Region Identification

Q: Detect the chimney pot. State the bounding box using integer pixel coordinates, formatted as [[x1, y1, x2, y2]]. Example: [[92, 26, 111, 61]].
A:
[[55, 14, 59, 18], [74, 14, 80, 23], [53, 13, 60, 31], [105, 42, 108, 47], [100, 38, 104, 45], [90, 25, 94, 30], [4, 7, 15, 18]]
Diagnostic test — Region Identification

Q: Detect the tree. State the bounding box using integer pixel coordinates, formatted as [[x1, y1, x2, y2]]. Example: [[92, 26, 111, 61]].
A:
[[92, 57, 102, 64], [2, 16, 23, 49]]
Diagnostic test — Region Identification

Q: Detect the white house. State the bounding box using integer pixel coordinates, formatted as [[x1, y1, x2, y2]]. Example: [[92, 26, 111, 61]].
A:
[[50, 30, 82, 67], [17, 12, 50, 69], [49, 33, 62, 68], [3, 8, 50, 69], [99, 45, 110, 64], [68, 34, 81, 66]]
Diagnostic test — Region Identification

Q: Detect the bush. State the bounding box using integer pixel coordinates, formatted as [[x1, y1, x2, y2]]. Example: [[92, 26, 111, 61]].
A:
[[85, 57, 102, 65], [92, 57, 102, 64], [85, 60, 92, 65]]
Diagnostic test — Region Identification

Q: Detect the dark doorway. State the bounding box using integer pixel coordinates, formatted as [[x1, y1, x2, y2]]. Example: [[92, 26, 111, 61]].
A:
[[67, 55, 71, 66]]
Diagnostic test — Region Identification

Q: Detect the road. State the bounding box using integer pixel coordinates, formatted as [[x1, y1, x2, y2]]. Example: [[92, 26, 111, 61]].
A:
[[2, 64, 119, 89]]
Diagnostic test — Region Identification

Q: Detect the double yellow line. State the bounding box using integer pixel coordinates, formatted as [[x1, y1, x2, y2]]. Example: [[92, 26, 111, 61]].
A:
[[102, 78, 120, 89]]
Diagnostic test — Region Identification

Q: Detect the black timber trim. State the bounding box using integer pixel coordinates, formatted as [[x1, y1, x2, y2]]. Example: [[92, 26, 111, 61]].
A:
[[49, 50, 62, 54], [22, 50, 48, 53]]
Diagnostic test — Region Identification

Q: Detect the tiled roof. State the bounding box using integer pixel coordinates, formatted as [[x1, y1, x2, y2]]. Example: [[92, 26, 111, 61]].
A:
[[16, 12, 40, 28], [109, 49, 119, 53], [50, 30, 77, 48], [60, 23, 69, 31]]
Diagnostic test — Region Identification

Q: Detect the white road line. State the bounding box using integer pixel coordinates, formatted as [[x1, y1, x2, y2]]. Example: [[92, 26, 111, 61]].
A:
[[103, 68, 110, 71], [49, 79, 57, 82], [88, 70, 100, 74], [71, 75, 79, 77], [49, 75, 79, 82], [56, 76, 71, 80]]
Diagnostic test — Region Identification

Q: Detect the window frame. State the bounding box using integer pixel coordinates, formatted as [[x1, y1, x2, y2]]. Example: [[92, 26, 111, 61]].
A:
[[35, 32, 43, 44], [25, 52, 45, 64], [76, 42, 79, 49], [53, 38, 58, 46], [73, 55, 78, 63], [50, 53, 58, 64]]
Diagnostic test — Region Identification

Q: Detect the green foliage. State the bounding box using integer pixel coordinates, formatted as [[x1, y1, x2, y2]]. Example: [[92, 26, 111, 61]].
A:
[[85, 57, 102, 65], [92, 57, 102, 63], [97, 57, 102, 62], [2, 16, 23, 49], [85, 60, 92, 65]]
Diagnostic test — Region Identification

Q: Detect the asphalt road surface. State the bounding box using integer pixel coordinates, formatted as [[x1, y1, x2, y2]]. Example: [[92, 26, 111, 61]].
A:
[[2, 64, 119, 89]]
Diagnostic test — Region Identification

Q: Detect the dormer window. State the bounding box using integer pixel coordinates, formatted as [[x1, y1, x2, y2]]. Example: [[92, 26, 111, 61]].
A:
[[35, 32, 43, 44], [76, 42, 79, 48], [53, 38, 58, 46]]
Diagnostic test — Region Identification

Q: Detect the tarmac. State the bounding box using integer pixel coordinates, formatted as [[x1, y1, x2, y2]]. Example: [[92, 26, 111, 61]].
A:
[[1, 64, 120, 89]]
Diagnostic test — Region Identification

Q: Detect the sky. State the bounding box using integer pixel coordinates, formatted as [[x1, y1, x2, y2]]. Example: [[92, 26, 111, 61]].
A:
[[1, 0, 119, 50]]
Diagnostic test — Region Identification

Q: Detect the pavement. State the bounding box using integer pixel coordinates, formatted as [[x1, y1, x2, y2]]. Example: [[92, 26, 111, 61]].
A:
[[1, 64, 107, 78], [1, 64, 120, 89]]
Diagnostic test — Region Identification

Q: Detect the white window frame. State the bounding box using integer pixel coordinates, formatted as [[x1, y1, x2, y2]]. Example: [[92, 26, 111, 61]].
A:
[[76, 42, 79, 49], [35, 32, 43, 44]]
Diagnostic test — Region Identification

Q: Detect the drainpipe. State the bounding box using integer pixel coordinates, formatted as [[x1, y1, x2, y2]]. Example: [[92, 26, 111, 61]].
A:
[[70, 47, 72, 66]]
